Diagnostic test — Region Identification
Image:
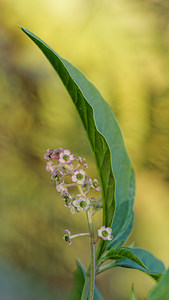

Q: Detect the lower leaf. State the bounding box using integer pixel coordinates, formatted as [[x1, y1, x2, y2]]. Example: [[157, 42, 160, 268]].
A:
[[112, 248, 165, 281], [97, 247, 148, 273]]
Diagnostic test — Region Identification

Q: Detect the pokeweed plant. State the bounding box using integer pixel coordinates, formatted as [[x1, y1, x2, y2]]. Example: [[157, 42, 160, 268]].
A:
[[20, 27, 166, 300]]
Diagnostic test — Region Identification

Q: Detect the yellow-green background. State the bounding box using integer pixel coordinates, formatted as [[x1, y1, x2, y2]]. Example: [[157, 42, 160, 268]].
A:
[[0, 0, 169, 299]]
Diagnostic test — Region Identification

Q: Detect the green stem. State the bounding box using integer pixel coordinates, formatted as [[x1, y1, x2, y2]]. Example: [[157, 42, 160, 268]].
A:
[[77, 185, 95, 300], [87, 211, 95, 300], [71, 233, 90, 239], [81, 213, 95, 300], [96, 262, 116, 275]]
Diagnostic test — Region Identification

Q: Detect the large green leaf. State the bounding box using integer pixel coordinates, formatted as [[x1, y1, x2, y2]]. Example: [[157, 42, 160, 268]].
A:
[[69, 260, 103, 300], [111, 248, 165, 281], [147, 269, 169, 300], [20, 27, 135, 257]]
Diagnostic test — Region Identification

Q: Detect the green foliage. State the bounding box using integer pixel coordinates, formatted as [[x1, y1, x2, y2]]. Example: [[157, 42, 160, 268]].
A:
[[146, 269, 169, 300], [20, 27, 135, 261], [112, 248, 165, 281], [20, 26, 115, 232], [107, 173, 135, 248], [98, 247, 149, 272], [69, 260, 103, 300], [0, 2, 168, 299], [20, 27, 166, 299]]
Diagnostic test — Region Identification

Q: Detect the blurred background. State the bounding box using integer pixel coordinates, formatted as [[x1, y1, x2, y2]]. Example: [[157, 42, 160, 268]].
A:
[[0, 0, 169, 299]]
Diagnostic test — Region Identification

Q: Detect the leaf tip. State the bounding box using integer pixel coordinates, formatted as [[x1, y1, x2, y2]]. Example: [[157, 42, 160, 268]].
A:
[[18, 26, 28, 34]]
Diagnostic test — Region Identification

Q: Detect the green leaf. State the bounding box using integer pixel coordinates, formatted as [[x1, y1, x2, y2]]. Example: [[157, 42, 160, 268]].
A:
[[107, 198, 134, 249], [147, 269, 169, 300], [69, 260, 103, 300], [20, 26, 115, 230], [112, 248, 165, 281], [108, 160, 135, 250], [99, 247, 149, 271], [130, 284, 137, 300], [69, 260, 86, 300], [20, 27, 135, 257]]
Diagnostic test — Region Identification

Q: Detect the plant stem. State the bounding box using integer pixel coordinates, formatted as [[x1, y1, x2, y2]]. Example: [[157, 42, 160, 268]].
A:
[[77, 184, 95, 300], [71, 233, 90, 239], [96, 262, 116, 275], [87, 211, 95, 300]]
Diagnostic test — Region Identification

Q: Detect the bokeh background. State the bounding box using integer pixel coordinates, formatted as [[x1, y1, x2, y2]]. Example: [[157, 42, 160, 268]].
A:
[[0, 0, 169, 299]]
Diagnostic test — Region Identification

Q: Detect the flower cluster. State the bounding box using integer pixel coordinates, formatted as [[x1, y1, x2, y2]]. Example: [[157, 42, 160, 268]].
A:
[[44, 147, 113, 244], [44, 147, 102, 215]]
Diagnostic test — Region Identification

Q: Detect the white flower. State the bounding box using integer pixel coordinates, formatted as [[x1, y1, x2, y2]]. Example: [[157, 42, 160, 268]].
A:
[[69, 206, 76, 215], [63, 229, 72, 245], [60, 192, 76, 214], [46, 161, 56, 173], [90, 178, 101, 191], [73, 196, 91, 212], [56, 183, 68, 194], [98, 226, 113, 241], [59, 149, 75, 165], [72, 169, 86, 185], [78, 156, 88, 168], [61, 192, 72, 206], [50, 169, 63, 185]]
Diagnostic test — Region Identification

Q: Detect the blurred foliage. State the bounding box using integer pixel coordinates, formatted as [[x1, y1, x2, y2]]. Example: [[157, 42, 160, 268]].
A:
[[0, 0, 169, 299], [0, 258, 67, 300]]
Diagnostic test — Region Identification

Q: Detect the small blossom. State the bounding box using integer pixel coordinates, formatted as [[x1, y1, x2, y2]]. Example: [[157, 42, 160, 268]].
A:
[[73, 196, 91, 212], [51, 147, 63, 159], [50, 150, 58, 159], [46, 161, 56, 173], [61, 192, 72, 207], [72, 169, 86, 185], [51, 169, 64, 185], [69, 205, 76, 215], [90, 178, 101, 191], [56, 183, 68, 194], [78, 156, 88, 168], [44, 149, 54, 160], [59, 149, 75, 165], [47, 148, 54, 153], [60, 192, 76, 214], [63, 229, 72, 245], [98, 226, 113, 241], [44, 153, 51, 160]]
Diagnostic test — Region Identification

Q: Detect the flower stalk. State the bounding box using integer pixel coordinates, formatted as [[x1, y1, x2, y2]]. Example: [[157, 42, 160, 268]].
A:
[[44, 147, 113, 300], [87, 211, 95, 300]]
